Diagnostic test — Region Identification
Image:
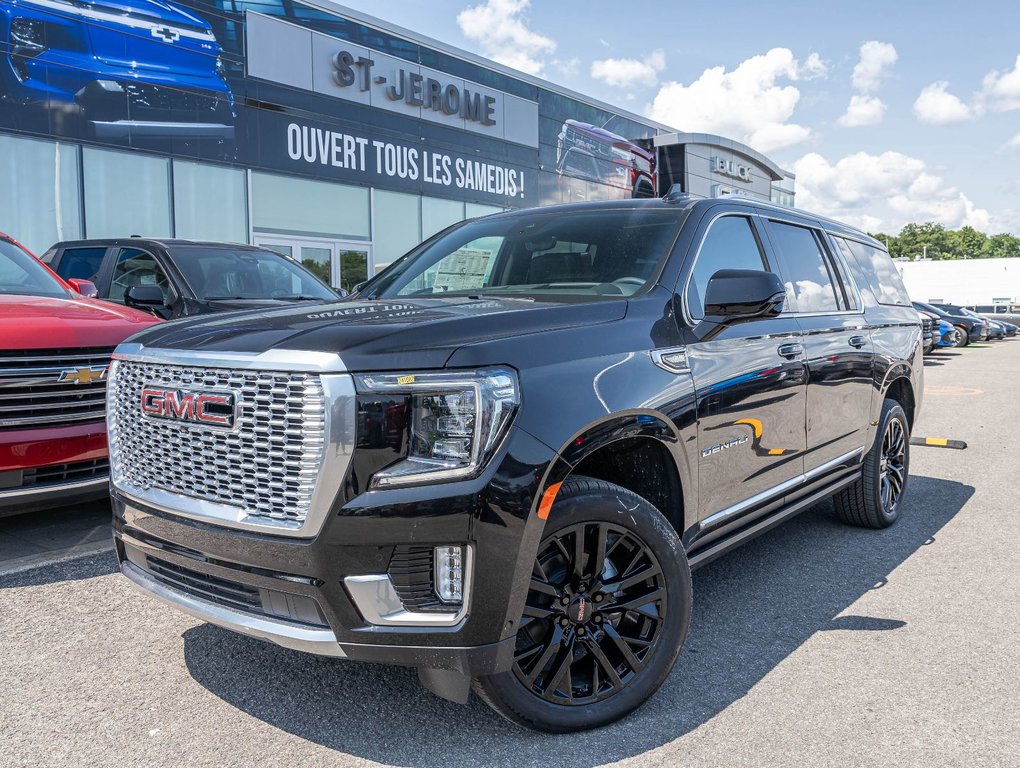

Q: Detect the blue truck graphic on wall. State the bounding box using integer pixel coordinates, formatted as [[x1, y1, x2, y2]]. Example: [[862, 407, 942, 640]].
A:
[[1, 0, 234, 139]]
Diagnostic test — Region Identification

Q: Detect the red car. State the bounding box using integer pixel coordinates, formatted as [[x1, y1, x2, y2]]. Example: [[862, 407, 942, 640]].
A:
[[0, 232, 158, 515]]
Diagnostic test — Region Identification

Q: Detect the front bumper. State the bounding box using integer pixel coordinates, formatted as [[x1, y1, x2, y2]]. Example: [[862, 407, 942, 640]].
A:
[[0, 421, 109, 515], [111, 427, 557, 676]]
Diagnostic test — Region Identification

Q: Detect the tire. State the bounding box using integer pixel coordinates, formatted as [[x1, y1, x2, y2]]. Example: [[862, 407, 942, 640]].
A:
[[474, 476, 692, 732], [955, 326, 970, 347], [833, 399, 910, 529]]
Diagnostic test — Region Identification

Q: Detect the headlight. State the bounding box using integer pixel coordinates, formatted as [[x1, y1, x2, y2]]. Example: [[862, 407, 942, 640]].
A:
[[11, 18, 46, 56], [354, 368, 519, 488]]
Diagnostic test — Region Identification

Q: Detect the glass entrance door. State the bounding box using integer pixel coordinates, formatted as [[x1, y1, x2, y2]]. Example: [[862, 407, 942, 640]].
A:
[[253, 235, 372, 292]]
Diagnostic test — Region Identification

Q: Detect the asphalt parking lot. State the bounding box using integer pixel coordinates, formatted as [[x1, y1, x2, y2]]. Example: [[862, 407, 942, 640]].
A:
[[2, 340, 1018, 768]]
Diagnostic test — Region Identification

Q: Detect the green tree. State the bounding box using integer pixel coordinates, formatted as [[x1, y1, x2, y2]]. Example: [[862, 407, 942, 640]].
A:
[[982, 232, 1020, 259], [897, 222, 950, 259]]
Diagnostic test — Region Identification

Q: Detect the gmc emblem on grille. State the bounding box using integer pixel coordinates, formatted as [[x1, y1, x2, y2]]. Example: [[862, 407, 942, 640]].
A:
[[140, 387, 236, 429]]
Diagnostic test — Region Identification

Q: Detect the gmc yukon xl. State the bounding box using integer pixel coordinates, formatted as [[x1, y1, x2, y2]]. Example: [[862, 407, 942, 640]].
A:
[[107, 195, 921, 732]]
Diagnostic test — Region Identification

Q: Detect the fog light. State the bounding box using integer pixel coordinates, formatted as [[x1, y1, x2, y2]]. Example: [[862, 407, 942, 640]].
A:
[[95, 79, 124, 92], [434, 546, 463, 604]]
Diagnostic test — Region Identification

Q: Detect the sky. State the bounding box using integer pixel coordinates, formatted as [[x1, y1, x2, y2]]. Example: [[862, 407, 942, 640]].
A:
[[328, 0, 1020, 236]]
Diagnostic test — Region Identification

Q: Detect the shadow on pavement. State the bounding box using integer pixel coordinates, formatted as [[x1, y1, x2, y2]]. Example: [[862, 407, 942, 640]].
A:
[[182, 475, 972, 767]]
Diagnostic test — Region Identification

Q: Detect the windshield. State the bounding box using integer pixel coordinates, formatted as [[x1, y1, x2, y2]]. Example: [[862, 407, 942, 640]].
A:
[[0, 239, 69, 299], [168, 246, 337, 301], [364, 209, 680, 301]]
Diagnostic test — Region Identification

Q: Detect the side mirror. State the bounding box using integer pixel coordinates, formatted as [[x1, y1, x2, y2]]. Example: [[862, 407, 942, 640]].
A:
[[124, 284, 166, 309], [703, 269, 786, 322], [67, 278, 99, 298]]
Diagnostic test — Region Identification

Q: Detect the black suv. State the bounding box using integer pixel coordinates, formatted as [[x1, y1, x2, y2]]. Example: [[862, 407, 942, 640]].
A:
[[41, 239, 341, 319], [106, 197, 922, 732]]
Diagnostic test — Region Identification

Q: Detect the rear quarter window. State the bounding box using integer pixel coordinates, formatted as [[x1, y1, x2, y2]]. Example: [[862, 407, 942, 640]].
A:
[[839, 237, 912, 307]]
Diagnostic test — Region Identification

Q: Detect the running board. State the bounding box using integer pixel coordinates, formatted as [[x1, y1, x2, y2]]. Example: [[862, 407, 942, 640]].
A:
[[687, 472, 860, 571]]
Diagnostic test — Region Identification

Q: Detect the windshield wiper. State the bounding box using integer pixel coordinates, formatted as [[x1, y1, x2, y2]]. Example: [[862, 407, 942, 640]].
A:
[[272, 295, 332, 301]]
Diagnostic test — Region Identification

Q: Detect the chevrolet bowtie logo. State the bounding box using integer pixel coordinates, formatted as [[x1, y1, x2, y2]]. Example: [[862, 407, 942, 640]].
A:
[[59, 366, 107, 385], [152, 26, 180, 42]]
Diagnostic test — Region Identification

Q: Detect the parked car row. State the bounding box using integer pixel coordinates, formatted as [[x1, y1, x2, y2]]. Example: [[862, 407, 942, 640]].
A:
[[1, 232, 342, 516], [913, 299, 1017, 357]]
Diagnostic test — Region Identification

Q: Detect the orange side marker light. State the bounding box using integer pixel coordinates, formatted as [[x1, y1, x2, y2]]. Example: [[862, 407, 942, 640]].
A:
[[537, 482, 563, 520]]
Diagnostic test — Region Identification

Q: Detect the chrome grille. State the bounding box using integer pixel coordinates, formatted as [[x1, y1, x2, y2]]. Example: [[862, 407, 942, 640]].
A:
[[108, 360, 326, 525], [0, 348, 112, 429]]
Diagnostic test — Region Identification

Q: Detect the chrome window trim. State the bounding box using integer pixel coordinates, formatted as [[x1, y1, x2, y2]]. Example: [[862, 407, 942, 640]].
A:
[[700, 447, 864, 529], [821, 231, 867, 312], [760, 216, 852, 317], [343, 546, 473, 628], [110, 350, 355, 538], [121, 561, 346, 657], [113, 342, 347, 373]]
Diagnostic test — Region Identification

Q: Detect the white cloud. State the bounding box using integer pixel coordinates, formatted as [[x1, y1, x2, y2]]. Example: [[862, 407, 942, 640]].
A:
[[647, 48, 812, 152], [800, 52, 830, 80], [1004, 132, 1020, 150], [793, 151, 991, 232], [456, 0, 555, 76], [913, 81, 973, 124], [838, 94, 886, 127], [591, 50, 665, 89], [851, 41, 898, 92], [979, 54, 1020, 111]]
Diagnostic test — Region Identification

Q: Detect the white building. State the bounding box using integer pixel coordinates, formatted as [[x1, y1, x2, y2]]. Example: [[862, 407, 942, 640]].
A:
[[895, 258, 1020, 306]]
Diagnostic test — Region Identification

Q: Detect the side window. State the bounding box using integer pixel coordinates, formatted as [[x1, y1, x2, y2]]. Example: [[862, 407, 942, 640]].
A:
[[825, 236, 860, 310], [766, 221, 839, 313], [843, 239, 912, 306], [686, 215, 768, 320], [54, 247, 106, 282], [110, 248, 169, 303]]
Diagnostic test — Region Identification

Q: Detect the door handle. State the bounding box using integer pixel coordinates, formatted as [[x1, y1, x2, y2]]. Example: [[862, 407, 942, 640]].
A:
[[848, 335, 867, 348], [777, 343, 803, 358]]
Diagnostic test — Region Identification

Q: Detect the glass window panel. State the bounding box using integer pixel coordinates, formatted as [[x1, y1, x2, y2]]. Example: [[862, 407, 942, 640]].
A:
[[251, 172, 369, 238], [0, 134, 81, 255], [83, 148, 171, 239], [844, 238, 912, 307], [422, 197, 465, 240], [373, 190, 420, 269], [339, 249, 369, 293], [110, 248, 170, 303], [767, 221, 840, 313], [687, 216, 768, 320], [465, 202, 504, 219], [173, 160, 248, 243], [300, 246, 332, 286], [55, 247, 106, 282]]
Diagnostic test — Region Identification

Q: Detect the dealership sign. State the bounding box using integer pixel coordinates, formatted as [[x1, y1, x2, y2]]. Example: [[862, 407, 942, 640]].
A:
[[333, 52, 497, 127], [711, 156, 755, 183], [245, 12, 539, 148]]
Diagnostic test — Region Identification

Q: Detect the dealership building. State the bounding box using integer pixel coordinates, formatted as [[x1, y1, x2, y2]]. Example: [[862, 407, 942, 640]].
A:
[[1, 0, 795, 289]]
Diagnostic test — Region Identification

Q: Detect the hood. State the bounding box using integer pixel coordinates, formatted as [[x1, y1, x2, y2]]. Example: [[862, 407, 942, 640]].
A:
[[0, 295, 159, 350], [75, 0, 224, 75], [128, 296, 628, 371]]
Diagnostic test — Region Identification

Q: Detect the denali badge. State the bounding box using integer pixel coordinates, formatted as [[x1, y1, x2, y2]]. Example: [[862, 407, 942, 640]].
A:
[[140, 387, 236, 429]]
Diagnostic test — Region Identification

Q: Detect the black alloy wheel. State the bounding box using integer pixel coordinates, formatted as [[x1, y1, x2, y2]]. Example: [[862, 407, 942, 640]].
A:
[[878, 416, 907, 516], [513, 521, 666, 705], [473, 476, 692, 732], [833, 398, 910, 529]]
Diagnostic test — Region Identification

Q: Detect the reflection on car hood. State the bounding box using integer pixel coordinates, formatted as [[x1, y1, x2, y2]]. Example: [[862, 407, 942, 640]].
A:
[[129, 296, 628, 371]]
